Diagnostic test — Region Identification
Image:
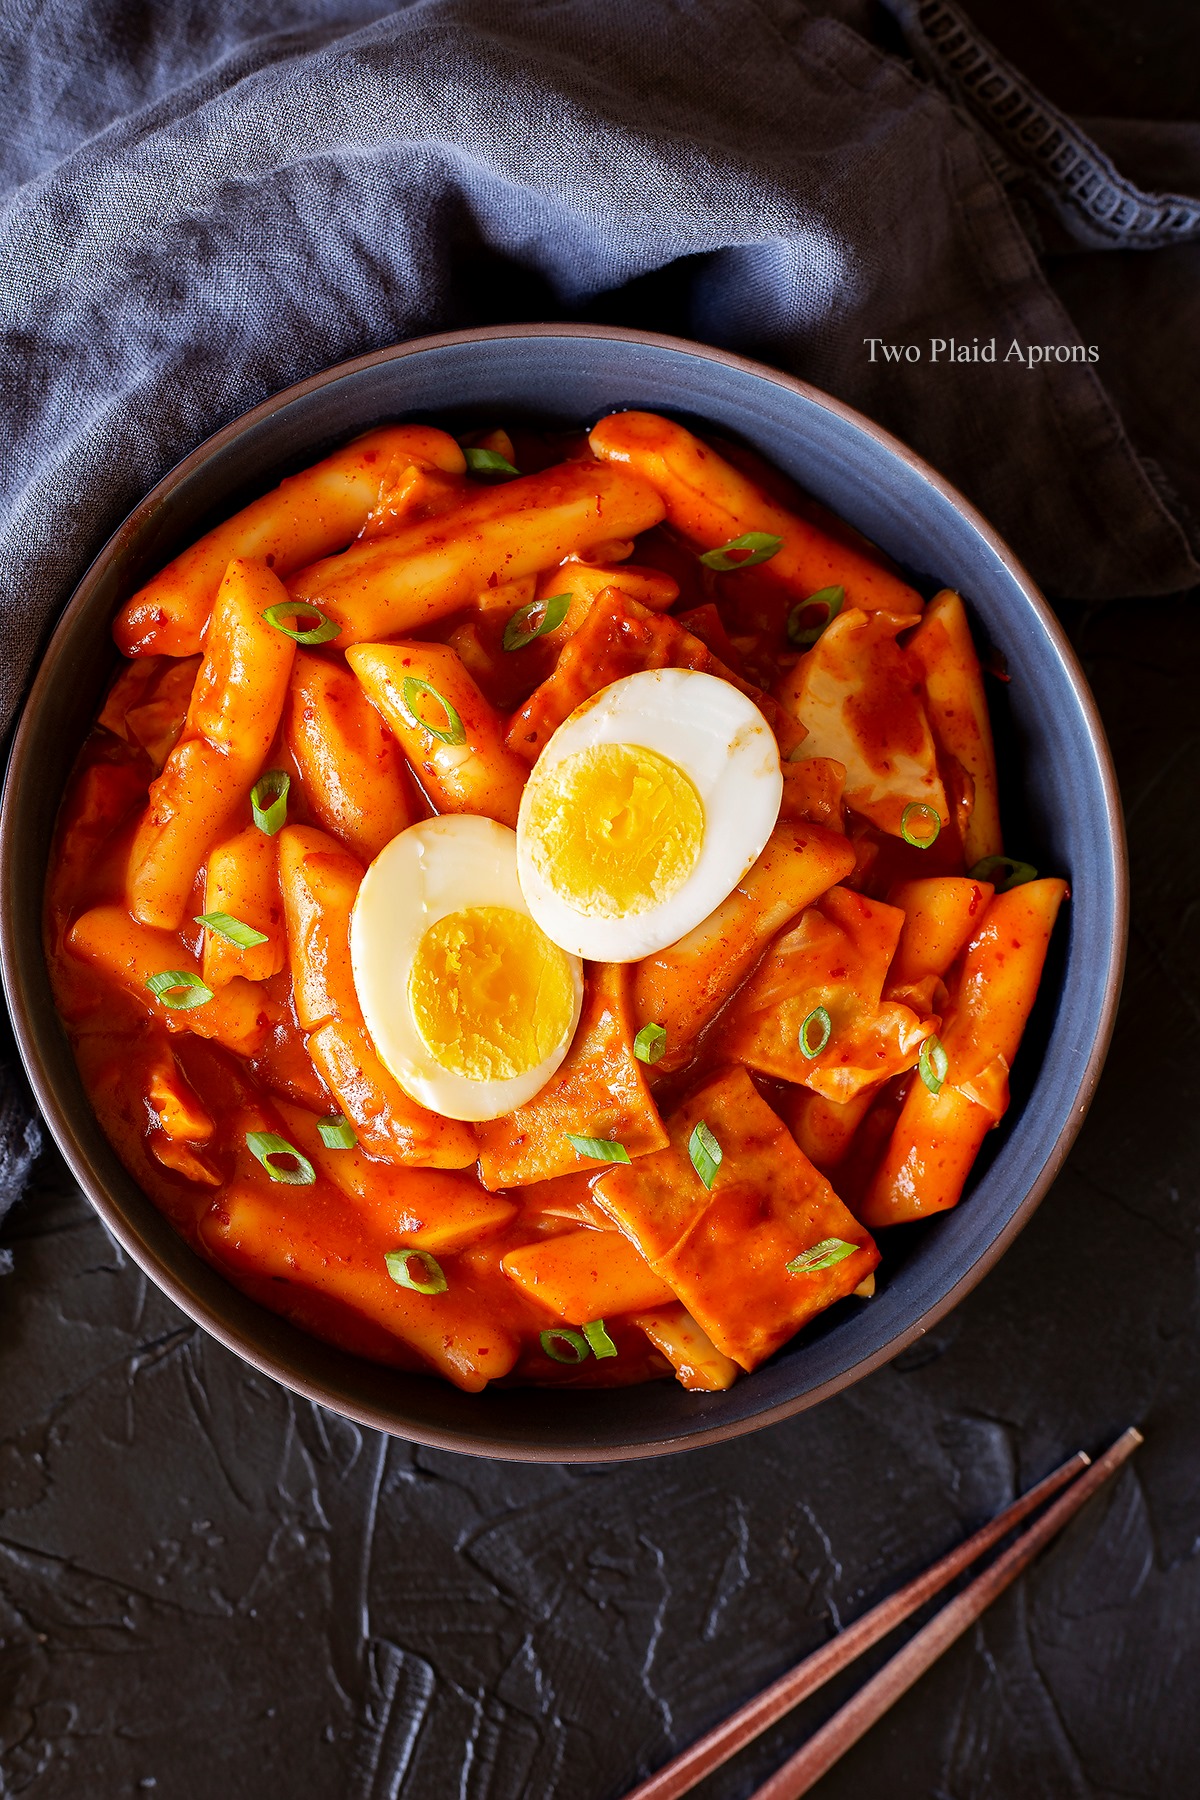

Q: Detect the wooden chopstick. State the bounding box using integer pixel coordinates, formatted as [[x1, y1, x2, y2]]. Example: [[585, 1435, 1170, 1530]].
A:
[[747, 1425, 1143, 1800], [621, 1444, 1092, 1800]]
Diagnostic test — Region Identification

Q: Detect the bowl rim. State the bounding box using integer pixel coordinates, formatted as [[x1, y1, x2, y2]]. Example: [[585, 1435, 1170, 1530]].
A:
[[0, 321, 1128, 1461]]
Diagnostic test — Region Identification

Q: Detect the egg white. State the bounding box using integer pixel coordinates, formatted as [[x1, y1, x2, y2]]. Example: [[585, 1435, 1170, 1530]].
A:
[[516, 667, 783, 962], [350, 815, 584, 1122]]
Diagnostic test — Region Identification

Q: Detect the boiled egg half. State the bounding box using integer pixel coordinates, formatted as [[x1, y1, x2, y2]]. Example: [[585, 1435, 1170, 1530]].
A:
[[350, 815, 583, 1122], [516, 667, 783, 962]]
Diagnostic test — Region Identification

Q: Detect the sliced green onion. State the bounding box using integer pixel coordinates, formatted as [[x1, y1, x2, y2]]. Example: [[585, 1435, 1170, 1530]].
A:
[[540, 1325, 590, 1364], [385, 1248, 448, 1294], [919, 1035, 949, 1096], [688, 1120, 722, 1191], [633, 1022, 668, 1065], [194, 911, 269, 949], [799, 1004, 832, 1059], [318, 1114, 358, 1150], [787, 1237, 858, 1275], [699, 531, 783, 572], [968, 854, 1038, 892], [261, 600, 341, 645], [145, 969, 213, 1011], [583, 1318, 618, 1359], [465, 447, 520, 478], [401, 676, 466, 746], [251, 769, 290, 835], [900, 801, 942, 849], [565, 1133, 631, 1164], [502, 592, 571, 651], [786, 585, 845, 648], [246, 1131, 315, 1186]]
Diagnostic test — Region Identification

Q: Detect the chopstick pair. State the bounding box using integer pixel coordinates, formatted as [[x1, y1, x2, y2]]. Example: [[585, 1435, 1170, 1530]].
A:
[[621, 1426, 1143, 1800]]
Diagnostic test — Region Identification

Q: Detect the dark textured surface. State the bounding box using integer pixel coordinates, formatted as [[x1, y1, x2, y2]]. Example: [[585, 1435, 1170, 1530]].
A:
[[4, 7, 1200, 1799]]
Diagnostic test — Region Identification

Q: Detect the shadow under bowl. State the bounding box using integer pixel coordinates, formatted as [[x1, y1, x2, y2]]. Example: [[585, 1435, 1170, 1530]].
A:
[[0, 325, 1127, 1461]]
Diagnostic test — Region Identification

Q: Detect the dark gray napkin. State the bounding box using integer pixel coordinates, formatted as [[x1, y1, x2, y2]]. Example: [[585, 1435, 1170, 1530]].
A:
[[1, 0, 1197, 1230]]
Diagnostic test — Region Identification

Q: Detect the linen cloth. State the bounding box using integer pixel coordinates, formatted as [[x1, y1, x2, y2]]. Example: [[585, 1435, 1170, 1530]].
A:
[[1, 0, 1198, 1226]]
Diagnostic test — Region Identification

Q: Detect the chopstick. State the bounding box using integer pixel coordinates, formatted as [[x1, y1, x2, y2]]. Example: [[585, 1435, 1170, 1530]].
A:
[[621, 1445, 1086, 1800], [746, 1426, 1142, 1799], [622, 1427, 1142, 1800]]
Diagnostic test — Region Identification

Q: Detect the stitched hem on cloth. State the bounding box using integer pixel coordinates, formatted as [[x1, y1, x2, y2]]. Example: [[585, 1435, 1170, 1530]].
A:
[[888, 0, 1200, 251], [763, 1, 1200, 596]]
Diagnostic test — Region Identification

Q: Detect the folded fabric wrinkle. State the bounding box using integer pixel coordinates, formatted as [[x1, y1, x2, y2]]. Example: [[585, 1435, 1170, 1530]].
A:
[[885, 0, 1200, 251], [0, 1017, 43, 1236], [2, 3, 1200, 740]]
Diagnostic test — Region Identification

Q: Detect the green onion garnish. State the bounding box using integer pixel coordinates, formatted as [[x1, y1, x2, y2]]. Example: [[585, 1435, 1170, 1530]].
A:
[[633, 1022, 667, 1065], [246, 1131, 315, 1185], [465, 447, 520, 478], [968, 855, 1038, 892], [318, 1114, 358, 1149], [583, 1318, 618, 1359], [919, 1035, 949, 1095], [251, 769, 290, 835], [688, 1120, 722, 1190], [799, 1004, 832, 1059], [502, 592, 571, 651], [145, 969, 213, 1011], [786, 585, 845, 648], [194, 911, 269, 949], [900, 802, 942, 849], [385, 1248, 448, 1294], [565, 1133, 631, 1164], [787, 1238, 859, 1275], [540, 1325, 590, 1364], [261, 600, 341, 644], [401, 676, 466, 746], [699, 531, 783, 572]]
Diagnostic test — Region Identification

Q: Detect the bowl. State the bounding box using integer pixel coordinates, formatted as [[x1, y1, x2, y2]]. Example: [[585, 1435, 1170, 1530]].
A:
[[0, 325, 1126, 1461]]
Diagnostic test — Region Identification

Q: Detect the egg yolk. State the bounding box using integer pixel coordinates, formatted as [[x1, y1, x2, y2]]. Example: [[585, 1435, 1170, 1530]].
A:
[[408, 905, 577, 1081], [524, 742, 705, 918]]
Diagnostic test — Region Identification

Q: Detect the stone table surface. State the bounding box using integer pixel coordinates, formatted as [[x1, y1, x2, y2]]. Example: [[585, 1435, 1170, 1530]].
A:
[[4, 4, 1200, 1797]]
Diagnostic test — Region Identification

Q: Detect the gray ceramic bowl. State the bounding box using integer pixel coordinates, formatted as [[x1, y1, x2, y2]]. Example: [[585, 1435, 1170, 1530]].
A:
[[0, 325, 1126, 1461]]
